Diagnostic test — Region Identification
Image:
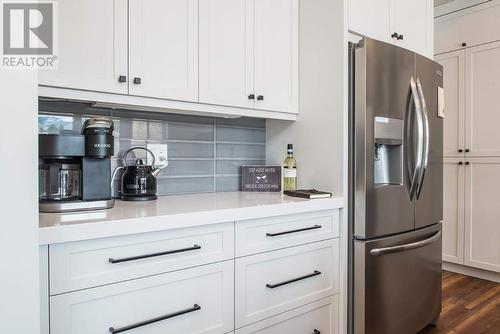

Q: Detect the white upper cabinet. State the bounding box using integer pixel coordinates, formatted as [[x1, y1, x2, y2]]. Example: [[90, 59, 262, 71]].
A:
[[465, 41, 500, 157], [435, 50, 465, 157], [253, 0, 298, 113], [435, 1, 500, 55], [390, 0, 432, 57], [348, 0, 433, 58], [199, 0, 254, 109], [348, 0, 390, 44], [39, 0, 298, 119], [38, 0, 128, 94], [199, 0, 298, 113], [129, 0, 198, 102]]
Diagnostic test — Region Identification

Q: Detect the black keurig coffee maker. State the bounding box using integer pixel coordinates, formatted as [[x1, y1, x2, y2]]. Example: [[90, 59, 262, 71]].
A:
[[39, 118, 115, 212]]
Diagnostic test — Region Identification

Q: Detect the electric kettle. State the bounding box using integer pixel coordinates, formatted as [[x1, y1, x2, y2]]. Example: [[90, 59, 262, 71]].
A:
[[116, 147, 164, 201]]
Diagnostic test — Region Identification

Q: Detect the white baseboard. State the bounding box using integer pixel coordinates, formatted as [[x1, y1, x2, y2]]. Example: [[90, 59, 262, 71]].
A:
[[442, 261, 500, 283]]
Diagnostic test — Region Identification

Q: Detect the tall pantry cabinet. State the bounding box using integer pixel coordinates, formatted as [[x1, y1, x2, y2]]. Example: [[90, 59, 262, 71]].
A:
[[435, 0, 500, 274]]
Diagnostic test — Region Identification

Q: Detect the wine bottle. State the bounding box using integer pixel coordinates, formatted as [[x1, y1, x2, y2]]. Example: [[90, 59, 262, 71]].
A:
[[283, 144, 297, 191]]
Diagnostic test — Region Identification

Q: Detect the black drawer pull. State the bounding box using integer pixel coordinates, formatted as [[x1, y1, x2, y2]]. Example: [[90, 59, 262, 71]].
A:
[[109, 245, 201, 264], [109, 304, 201, 333], [313, 330, 321, 334], [266, 225, 322, 237], [266, 270, 321, 289]]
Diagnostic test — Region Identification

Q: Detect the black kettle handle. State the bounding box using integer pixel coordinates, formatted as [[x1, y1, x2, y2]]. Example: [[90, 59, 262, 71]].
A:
[[122, 147, 156, 167]]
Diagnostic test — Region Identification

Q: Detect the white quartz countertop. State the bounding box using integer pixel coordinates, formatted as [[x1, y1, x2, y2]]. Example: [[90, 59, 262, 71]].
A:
[[39, 192, 344, 245]]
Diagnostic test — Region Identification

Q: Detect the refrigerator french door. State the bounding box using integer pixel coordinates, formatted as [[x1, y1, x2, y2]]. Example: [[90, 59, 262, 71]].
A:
[[349, 38, 444, 334]]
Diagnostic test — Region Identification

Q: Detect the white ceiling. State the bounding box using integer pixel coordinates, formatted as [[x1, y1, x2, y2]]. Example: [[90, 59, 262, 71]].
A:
[[435, 0, 455, 6]]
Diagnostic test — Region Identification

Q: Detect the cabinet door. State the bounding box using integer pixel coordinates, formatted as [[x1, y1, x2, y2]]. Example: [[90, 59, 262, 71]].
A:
[[348, 0, 391, 43], [464, 159, 500, 273], [235, 239, 338, 327], [38, 0, 128, 94], [435, 2, 500, 55], [199, 0, 254, 108], [129, 0, 198, 101], [51, 261, 234, 334], [435, 50, 465, 157], [235, 296, 338, 334], [442, 158, 465, 264], [465, 41, 500, 157], [254, 0, 298, 113], [390, 0, 432, 57]]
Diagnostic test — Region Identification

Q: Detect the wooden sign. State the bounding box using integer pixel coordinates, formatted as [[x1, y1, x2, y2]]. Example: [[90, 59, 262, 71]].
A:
[[241, 165, 281, 192]]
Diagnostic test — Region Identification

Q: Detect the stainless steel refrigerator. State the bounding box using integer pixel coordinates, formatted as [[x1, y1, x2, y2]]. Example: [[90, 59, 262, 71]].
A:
[[348, 38, 444, 334]]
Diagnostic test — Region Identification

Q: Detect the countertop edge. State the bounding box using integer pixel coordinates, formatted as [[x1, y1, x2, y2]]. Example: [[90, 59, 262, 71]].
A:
[[39, 197, 345, 245]]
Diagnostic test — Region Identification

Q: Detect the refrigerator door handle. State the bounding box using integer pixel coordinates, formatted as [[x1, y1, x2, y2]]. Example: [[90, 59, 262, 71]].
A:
[[406, 76, 424, 200], [415, 78, 430, 199], [370, 230, 441, 256]]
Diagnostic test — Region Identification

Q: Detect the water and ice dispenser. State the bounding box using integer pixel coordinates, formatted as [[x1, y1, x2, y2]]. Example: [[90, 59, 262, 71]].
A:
[[374, 117, 403, 185]]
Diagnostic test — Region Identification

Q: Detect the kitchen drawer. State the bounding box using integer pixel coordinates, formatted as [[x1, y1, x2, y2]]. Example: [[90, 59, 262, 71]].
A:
[[235, 239, 339, 327], [235, 210, 339, 257], [50, 261, 234, 334], [435, 2, 500, 54], [50, 223, 234, 294], [236, 296, 338, 334]]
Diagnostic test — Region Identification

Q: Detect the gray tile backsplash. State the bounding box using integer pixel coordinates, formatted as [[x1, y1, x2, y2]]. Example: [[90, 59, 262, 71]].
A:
[[38, 100, 266, 196]]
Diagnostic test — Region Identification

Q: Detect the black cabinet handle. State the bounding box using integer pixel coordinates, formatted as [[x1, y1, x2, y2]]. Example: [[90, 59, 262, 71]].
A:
[[465, 161, 470, 165], [133, 77, 142, 85], [118, 75, 127, 83], [266, 225, 322, 237], [398, 34, 404, 40], [313, 330, 321, 334], [109, 245, 201, 264], [109, 304, 201, 333], [266, 270, 321, 289], [257, 95, 264, 101], [248, 94, 255, 100], [391, 32, 399, 39], [459, 161, 463, 165], [465, 149, 470, 153], [458, 149, 463, 153], [462, 42, 467, 47]]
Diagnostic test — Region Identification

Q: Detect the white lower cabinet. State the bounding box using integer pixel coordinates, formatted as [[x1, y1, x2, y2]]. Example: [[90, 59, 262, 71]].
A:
[[442, 158, 465, 264], [50, 261, 234, 334], [235, 239, 339, 327], [235, 210, 339, 257], [236, 296, 338, 334], [441, 157, 500, 274], [49, 223, 234, 294], [44, 210, 342, 334], [464, 159, 500, 272]]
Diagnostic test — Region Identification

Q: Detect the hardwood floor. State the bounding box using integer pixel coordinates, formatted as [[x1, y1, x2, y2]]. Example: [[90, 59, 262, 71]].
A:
[[418, 271, 500, 334]]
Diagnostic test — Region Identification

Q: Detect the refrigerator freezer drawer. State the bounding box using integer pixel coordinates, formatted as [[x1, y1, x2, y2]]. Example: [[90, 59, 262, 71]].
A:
[[353, 224, 442, 334]]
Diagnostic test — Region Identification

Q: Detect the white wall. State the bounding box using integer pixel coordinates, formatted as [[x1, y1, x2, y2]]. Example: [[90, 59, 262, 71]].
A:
[[266, 0, 345, 196], [0, 70, 39, 332]]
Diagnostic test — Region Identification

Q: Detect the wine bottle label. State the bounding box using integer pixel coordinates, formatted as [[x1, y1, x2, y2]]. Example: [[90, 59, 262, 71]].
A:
[[283, 169, 297, 178]]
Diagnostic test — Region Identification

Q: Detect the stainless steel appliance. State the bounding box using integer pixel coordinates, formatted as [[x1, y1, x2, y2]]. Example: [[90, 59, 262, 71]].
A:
[[38, 118, 115, 212], [348, 38, 444, 334]]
